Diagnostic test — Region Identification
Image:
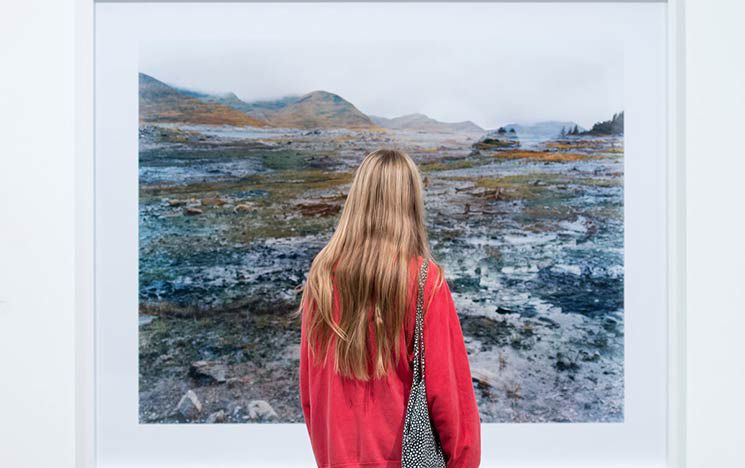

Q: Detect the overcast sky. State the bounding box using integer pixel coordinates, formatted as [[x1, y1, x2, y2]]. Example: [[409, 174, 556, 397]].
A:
[[138, 6, 624, 130]]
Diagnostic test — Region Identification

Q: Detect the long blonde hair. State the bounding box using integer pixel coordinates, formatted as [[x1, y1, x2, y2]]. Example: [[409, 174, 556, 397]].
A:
[[300, 149, 442, 380]]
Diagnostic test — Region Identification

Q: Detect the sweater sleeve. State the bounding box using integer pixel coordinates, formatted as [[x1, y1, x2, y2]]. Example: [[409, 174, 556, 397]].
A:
[[423, 270, 481, 468], [299, 308, 312, 438]]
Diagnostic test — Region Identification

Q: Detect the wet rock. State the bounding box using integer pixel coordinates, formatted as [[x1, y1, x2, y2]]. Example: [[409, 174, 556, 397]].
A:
[[184, 207, 203, 216], [296, 202, 341, 217], [537, 316, 560, 329], [168, 199, 188, 207], [581, 351, 601, 362], [459, 315, 515, 350], [520, 322, 536, 337], [592, 334, 609, 349], [471, 368, 498, 388], [534, 267, 623, 318], [189, 360, 228, 384], [246, 400, 278, 421], [555, 353, 580, 372], [177, 390, 202, 419], [201, 197, 226, 207], [510, 334, 530, 350], [602, 317, 618, 332], [233, 203, 253, 213], [206, 410, 226, 424], [496, 306, 514, 315], [450, 275, 481, 294], [139, 314, 157, 327]]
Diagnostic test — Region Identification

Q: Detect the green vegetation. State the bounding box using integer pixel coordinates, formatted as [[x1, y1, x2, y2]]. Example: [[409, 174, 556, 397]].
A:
[[584, 111, 624, 136]]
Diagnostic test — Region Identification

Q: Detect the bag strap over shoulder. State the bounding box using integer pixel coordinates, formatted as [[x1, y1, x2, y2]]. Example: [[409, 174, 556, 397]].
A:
[[402, 256, 446, 467], [412, 257, 429, 383]]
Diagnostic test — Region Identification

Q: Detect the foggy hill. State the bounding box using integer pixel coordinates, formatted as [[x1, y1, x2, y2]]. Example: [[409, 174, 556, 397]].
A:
[[184, 90, 301, 121], [138, 73, 267, 127], [267, 91, 377, 129], [371, 113, 484, 134], [187, 87, 375, 129]]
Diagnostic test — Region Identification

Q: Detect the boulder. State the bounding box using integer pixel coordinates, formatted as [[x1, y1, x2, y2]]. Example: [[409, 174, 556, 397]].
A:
[[184, 207, 203, 216], [176, 390, 202, 419], [555, 353, 580, 372], [246, 400, 278, 421], [201, 197, 226, 207], [189, 360, 228, 384], [206, 410, 226, 424], [233, 203, 253, 213], [471, 368, 498, 388]]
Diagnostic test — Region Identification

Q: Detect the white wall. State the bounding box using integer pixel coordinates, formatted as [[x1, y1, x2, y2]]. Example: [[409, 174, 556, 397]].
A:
[[1, 1, 745, 467], [685, 0, 745, 467], [0, 1, 77, 468]]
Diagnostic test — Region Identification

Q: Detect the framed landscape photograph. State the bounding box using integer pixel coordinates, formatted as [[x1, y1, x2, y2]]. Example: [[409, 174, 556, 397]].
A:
[[137, 31, 625, 427], [84, 1, 681, 466]]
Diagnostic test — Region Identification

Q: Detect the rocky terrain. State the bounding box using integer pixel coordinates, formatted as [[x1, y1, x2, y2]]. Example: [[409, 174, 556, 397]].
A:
[[138, 118, 625, 424]]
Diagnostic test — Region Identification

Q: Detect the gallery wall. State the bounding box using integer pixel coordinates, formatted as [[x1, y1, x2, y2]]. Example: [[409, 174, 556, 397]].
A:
[[0, 1, 77, 468], [0, 1, 744, 467], [685, 0, 745, 466]]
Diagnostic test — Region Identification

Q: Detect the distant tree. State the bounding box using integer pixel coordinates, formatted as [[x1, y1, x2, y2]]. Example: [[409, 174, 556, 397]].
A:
[[585, 111, 624, 135], [560, 126, 567, 137], [497, 127, 507, 134], [509, 128, 516, 134], [572, 125, 579, 135], [611, 111, 624, 134]]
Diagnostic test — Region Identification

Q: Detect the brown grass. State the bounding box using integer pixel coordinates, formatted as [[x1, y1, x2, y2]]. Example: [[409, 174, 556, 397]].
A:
[[140, 101, 268, 127], [493, 150, 596, 162]]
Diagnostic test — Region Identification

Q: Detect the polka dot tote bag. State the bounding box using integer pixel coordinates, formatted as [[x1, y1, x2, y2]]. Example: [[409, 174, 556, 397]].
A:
[[401, 259, 447, 467]]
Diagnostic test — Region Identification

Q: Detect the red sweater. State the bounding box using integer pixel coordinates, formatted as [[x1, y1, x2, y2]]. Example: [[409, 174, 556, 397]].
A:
[[299, 257, 481, 468]]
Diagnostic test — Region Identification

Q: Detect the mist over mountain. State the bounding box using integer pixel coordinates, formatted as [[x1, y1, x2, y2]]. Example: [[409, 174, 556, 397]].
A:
[[141, 72, 598, 136], [182, 85, 375, 129], [139, 73, 267, 127], [370, 113, 484, 134]]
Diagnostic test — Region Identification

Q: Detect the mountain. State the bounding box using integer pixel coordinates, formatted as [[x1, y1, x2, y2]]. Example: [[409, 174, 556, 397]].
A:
[[190, 88, 375, 129], [139, 73, 267, 127], [233, 95, 301, 121], [370, 113, 484, 134], [267, 91, 377, 129], [504, 121, 583, 139], [182, 89, 301, 121], [143, 72, 489, 131]]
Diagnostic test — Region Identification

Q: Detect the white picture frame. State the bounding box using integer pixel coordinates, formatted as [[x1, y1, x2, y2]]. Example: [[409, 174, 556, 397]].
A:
[[74, 1, 687, 467]]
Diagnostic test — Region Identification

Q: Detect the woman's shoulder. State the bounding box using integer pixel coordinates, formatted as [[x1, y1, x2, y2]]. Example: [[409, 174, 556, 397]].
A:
[[411, 254, 439, 270], [411, 255, 447, 300]]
